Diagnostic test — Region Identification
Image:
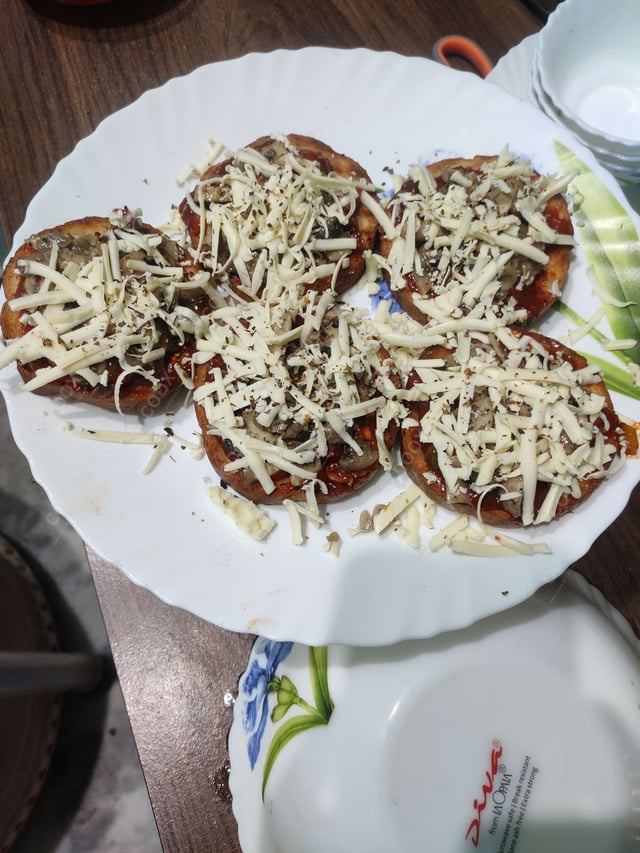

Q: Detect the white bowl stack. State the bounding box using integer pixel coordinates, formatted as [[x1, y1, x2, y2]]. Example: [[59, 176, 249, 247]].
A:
[[531, 0, 640, 184]]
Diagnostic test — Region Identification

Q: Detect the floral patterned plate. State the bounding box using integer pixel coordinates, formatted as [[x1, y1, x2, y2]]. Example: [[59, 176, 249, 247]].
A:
[[229, 571, 640, 853]]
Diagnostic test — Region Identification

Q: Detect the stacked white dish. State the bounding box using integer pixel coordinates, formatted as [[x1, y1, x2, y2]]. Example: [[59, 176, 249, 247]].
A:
[[531, 0, 640, 184]]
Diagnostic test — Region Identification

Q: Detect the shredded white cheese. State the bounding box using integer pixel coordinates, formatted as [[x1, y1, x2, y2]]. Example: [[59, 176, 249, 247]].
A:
[[183, 135, 376, 302], [382, 150, 574, 324], [2, 212, 209, 413], [61, 420, 204, 472], [372, 483, 424, 534], [408, 327, 622, 526], [208, 485, 276, 540], [194, 297, 402, 498], [323, 531, 343, 556]]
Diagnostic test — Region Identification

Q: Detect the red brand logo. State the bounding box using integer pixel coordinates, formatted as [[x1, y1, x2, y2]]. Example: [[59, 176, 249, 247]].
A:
[[464, 739, 503, 847]]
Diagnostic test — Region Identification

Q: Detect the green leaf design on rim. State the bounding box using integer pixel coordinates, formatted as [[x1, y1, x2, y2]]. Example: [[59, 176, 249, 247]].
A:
[[309, 645, 334, 721], [553, 140, 640, 373], [553, 301, 640, 400], [261, 710, 326, 799], [261, 645, 334, 799]]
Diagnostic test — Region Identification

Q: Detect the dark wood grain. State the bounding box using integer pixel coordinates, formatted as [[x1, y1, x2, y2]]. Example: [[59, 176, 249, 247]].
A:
[[571, 484, 640, 636], [5, 1, 640, 851], [0, 0, 539, 241]]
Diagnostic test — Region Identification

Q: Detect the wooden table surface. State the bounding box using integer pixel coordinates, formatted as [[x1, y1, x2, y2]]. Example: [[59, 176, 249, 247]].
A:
[[2, 0, 640, 850]]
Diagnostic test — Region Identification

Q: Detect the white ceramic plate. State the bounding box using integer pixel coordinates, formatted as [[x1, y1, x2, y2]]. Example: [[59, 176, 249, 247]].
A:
[[229, 572, 640, 853], [2, 48, 640, 645]]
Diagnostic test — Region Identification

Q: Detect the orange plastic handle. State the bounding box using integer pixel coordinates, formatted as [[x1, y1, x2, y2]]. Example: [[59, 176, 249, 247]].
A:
[[432, 35, 494, 78]]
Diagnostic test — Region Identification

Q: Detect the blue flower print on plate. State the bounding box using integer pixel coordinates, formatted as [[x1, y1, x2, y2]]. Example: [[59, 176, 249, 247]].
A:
[[241, 638, 293, 769], [370, 277, 403, 314]]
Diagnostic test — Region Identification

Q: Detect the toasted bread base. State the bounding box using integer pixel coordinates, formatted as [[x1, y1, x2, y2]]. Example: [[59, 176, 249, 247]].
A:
[[1, 216, 202, 414], [194, 337, 401, 505], [401, 329, 624, 526], [179, 134, 377, 299], [195, 376, 396, 505], [379, 154, 574, 326], [1, 216, 109, 338]]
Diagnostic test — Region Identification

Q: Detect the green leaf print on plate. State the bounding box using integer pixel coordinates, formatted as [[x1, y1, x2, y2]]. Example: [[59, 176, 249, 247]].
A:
[[553, 140, 640, 400]]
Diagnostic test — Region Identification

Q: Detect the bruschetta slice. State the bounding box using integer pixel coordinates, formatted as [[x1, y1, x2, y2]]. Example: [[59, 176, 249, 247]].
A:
[[379, 150, 574, 327], [179, 134, 378, 302], [193, 298, 402, 504], [401, 327, 626, 526], [0, 211, 211, 414]]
